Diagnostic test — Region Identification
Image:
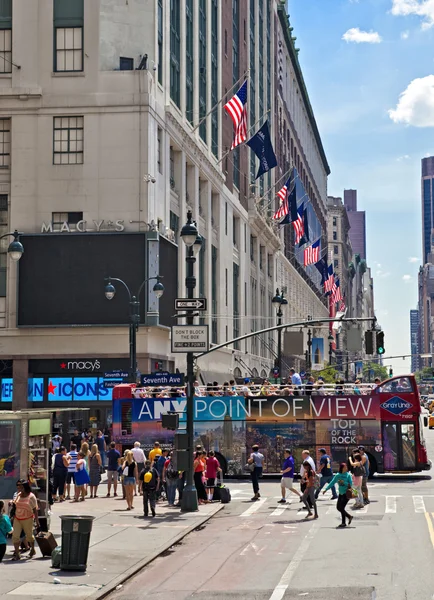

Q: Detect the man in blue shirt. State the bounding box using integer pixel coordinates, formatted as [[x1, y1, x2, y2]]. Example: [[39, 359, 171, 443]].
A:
[[289, 368, 302, 396], [315, 448, 338, 500], [278, 449, 302, 504]]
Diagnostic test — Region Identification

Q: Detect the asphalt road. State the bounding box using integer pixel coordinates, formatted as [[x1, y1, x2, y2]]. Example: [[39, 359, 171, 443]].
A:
[[109, 430, 434, 600]]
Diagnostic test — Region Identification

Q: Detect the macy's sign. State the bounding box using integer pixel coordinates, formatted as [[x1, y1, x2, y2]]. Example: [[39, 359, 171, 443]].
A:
[[60, 360, 101, 372]]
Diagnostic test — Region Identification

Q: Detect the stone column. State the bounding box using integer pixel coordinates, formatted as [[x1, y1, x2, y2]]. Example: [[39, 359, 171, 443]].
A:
[[12, 359, 28, 410]]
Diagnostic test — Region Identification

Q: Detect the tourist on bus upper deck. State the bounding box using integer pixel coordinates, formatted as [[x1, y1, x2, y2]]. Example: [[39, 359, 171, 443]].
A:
[[305, 375, 315, 397], [289, 368, 302, 387], [315, 378, 326, 395], [353, 380, 362, 396]]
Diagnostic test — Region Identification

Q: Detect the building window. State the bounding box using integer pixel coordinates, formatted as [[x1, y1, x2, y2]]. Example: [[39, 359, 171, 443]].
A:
[[199, 0, 207, 142], [267, 254, 273, 278], [333, 231, 337, 241], [0, 195, 8, 297], [119, 57, 134, 70], [232, 0, 239, 85], [334, 245, 338, 254], [233, 263, 240, 349], [233, 216, 238, 247], [54, 0, 84, 72], [212, 245, 218, 343], [0, 31, 11, 75], [170, 0, 181, 108], [233, 147, 240, 189], [52, 211, 83, 230], [186, 0, 194, 125], [244, 223, 247, 252], [158, 0, 163, 84], [211, 0, 218, 157], [333, 216, 337, 226], [53, 116, 83, 165], [224, 29, 227, 55], [225, 202, 228, 235], [0, 118, 10, 168], [199, 237, 206, 325], [334, 259, 339, 268], [225, 268, 228, 306], [259, 245, 264, 271], [157, 127, 162, 174], [250, 234, 255, 262]]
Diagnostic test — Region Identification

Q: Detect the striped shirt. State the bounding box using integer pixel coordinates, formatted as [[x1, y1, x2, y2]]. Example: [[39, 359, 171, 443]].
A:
[[67, 450, 78, 473]]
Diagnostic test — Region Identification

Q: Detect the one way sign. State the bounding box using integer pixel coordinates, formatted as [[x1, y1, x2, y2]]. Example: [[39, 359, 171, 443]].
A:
[[175, 298, 207, 311]]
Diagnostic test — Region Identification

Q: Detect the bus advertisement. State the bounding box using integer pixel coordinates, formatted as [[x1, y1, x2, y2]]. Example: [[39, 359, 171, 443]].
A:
[[112, 375, 430, 476]]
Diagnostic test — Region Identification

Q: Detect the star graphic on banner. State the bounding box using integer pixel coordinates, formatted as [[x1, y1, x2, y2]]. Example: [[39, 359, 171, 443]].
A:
[[48, 381, 57, 395], [60, 363, 67, 369]]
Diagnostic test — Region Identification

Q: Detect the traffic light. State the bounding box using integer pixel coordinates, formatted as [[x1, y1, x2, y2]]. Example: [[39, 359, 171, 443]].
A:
[[365, 330, 374, 354], [376, 331, 385, 355], [389, 368, 393, 378]]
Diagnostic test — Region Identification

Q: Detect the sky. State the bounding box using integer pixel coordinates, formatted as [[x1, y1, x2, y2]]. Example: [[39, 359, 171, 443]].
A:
[[288, 0, 434, 374]]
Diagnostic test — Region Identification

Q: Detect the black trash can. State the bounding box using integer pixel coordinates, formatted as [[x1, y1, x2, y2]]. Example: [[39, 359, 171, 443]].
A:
[[59, 515, 95, 571]]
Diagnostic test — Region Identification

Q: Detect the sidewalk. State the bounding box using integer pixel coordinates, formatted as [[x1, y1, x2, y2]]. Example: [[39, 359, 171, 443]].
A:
[[0, 488, 224, 600]]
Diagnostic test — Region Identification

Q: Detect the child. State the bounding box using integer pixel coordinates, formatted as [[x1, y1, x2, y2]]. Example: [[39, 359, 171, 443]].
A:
[[0, 500, 12, 562]]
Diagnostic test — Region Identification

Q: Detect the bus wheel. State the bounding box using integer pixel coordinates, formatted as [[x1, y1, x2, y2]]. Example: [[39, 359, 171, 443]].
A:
[[215, 452, 228, 476], [367, 453, 377, 479]]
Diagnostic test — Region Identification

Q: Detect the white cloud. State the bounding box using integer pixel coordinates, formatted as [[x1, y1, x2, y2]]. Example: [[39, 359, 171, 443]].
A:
[[389, 75, 434, 126], [342, 28, 382, 43], [402, 274, 413, 282], [391, 0, 434, 30], [397, 154, 411, 160], [401, 30, 410, 38], [376, 269, 391, 279], [408, 256, 419, 262]]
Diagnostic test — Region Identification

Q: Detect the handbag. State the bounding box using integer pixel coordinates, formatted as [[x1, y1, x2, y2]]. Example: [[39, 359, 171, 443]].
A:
[[75, 467, 90, 486], [244, 462, 255, 473], [345, 485, 353, 500]]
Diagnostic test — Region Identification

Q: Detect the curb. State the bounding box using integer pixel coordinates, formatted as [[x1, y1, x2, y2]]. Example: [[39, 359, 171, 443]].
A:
[[86, 503, 225, 600]]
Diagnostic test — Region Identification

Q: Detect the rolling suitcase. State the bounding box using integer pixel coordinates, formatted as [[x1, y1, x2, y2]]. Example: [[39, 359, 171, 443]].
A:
[[213, 473, 231, 504], [35, 531, 58, 557]]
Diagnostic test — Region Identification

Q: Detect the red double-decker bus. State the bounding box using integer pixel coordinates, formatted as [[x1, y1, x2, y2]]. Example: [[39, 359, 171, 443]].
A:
[[112, 375, 430, 476]]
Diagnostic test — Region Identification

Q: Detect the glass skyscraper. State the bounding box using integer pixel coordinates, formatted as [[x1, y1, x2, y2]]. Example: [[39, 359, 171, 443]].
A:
[[422, 156, 434, 264]]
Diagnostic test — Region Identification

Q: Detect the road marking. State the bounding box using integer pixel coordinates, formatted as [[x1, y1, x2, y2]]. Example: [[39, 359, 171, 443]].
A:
[[240, 541, 267, 556], [385, 495, 401, 513], [268, 522, 320, 600], [425, 513, 434, 549], [413, 496, 426, 513], [270, 504, 292, 517], [240, 498, 267, 517]]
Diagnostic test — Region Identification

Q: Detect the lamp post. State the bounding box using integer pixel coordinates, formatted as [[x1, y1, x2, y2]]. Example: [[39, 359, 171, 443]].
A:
[[104, 276, 164, 383], [180, 210, 202, 513], [1, 230, 24, 261], [272, 288, 288, 380], [328, 333, 334, 365], [307, 328, 313, 372]]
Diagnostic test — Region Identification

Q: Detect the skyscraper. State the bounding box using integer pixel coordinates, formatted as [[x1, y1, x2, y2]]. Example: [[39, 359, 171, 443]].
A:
[[344, 190, 366, 260], [422, 157, 434, 264], [410, 309, 420, 373]]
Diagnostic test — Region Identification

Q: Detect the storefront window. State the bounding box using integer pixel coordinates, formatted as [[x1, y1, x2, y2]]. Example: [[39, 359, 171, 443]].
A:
[[0, 419, 20, 499]]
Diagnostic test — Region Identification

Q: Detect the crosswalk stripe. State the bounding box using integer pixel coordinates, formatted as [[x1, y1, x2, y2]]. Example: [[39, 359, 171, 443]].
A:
[[413, 496, 426, 513], [385, 495, 401, 513], [240, 498, 267, 517], [271, 505, 290, 517]]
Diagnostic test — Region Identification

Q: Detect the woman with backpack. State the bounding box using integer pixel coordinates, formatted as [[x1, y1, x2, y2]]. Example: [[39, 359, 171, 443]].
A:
[[301, 460, 318, 519], [349, 452, 365, 509], [163, 453, 179, 507]]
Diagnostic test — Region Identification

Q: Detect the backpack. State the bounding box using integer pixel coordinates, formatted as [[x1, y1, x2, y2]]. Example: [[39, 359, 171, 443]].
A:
[[166, 461, 179, 480], [354, 464, 364, 477]]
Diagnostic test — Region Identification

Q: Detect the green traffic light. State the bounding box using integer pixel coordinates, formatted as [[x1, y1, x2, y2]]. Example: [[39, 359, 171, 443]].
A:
[[378, 347, 385, 355]]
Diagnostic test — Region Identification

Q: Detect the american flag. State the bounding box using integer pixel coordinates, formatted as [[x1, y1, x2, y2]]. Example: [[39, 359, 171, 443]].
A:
[[293, 204, 304, 244], [324, 264, 335, 294], [303, 239, 320, 266], [338, 297, 346, 312], [331, 277, 343, 305], [224, 81, 248, 150]]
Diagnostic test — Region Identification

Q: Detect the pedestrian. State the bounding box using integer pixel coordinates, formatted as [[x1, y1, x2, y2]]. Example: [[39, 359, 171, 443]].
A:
[[205, 450, 221, 502], [349, 452, 364, 509], [65, 443, 78, 500], [278, 448, 301, 503], [176, 471, 185, 507], [122, 450, 138, 510], [0, 500, 12, 563], [74, 451, 90, 502], [163, 452, 179, 506], [358, 445, 370, 505], [52, 434, 62, 453], [95, 430, 107, 469], [314, 448, 338, 500], [11, 480, 40, 560], [106, 442, 121, 497], [132, 442, 146, 495], [301, 461, 318, 519], [71, 429, 82, 449], [155, 449, 169, 500], [193, 451, 208, 504], [299, 450, 315, 509], [248, 444, 264, 501], [52, 446, 69, 502], [89, 444, 102, 498], [149, 441, 162, 465], [139, 460, 160, 517], [322, 462, 354, 528]]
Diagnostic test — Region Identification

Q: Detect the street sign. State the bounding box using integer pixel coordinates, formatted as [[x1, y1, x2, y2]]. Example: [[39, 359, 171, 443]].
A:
[[103, 379, 124, 389], [171, 325, 209, 352], [175, 298, 207, 311], [104, 370, 129, 379], [141, 372, 185, 386]]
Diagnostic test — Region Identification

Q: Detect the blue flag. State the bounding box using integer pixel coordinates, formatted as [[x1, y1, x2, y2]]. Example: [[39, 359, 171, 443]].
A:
[[315, 257, 328, 284], [246, 120, 277, 179], [298, 206, 310, 247]]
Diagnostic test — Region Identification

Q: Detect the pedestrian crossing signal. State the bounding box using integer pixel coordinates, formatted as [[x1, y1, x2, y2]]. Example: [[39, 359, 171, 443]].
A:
[[376, 331, 385, 355], [365, 330, 374, 354]]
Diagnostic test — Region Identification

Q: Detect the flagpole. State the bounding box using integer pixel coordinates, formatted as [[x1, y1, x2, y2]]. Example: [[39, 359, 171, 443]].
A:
[[190, 70, 250, 134], [216, 109, 271, 166]]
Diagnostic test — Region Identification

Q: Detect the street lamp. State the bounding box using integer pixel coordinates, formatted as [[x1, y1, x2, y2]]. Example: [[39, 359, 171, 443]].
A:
[[2, 230, 24, 261], [272, 288, 288, 380], [180, 210, 200, 513], [104, 275, 164, 383], [328, 333, 334, 365]]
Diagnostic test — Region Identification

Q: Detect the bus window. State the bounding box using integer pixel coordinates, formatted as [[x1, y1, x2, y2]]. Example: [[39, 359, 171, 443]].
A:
[[378, 377, 413, 394], [121, 402, 132, 435]]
